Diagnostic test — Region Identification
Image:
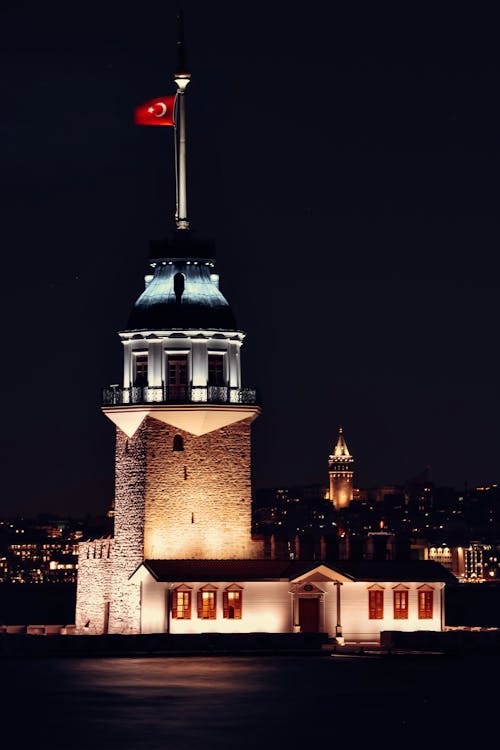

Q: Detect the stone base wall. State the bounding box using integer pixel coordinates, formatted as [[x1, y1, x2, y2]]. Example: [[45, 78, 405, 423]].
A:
[[77, 411, 265, 635], [75, 538, 142, 635], [107, 577, 142, 634], [75, 539, 114, 634], [110, 423, 148, 633], [142, 416, 264, 559], [111, 414, 264, 562]]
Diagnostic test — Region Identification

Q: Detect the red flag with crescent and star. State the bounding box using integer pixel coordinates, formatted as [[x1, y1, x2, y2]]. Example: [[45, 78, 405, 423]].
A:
[[134, 95, 177, 126]]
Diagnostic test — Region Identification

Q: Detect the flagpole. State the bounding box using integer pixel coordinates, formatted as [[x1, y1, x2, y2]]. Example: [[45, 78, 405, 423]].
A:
[[174, 95, 179, 225], [174, 11, 190, 231]]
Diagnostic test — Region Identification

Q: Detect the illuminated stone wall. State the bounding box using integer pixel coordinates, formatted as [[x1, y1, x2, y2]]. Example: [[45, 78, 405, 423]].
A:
[[102, 414, 263, 634], [140, 415, 262, 559], [75, 539, 114, 634], [108, 422, 147, 633]]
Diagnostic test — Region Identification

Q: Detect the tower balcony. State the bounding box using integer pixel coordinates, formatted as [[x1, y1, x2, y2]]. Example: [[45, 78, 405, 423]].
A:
[[102, 384, 258, 407]]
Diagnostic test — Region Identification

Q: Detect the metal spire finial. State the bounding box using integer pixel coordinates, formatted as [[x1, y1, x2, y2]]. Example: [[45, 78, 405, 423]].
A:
[[175, 9, 189, 77]]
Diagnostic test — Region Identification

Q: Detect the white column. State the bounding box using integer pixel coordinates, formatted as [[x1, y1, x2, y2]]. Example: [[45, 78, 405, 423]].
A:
[[191, 339, 206, 387], [229, 342, 242, 388], [122, 343, 131, 388], [149, 340, 162, 388]]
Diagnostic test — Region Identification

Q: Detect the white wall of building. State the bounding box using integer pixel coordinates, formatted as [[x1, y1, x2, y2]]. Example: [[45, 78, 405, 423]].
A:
[[332, 582, 443, 642], [137, 573, 445, 641], [140, 577, 293, 634]]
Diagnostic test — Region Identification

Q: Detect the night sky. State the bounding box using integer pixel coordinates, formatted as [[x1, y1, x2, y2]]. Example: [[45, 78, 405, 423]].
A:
[[3, 2, 499, 518]]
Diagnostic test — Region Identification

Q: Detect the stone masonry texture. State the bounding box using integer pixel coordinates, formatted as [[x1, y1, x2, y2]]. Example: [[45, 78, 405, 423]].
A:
[[78, 412, 264, 634], [141, 416, 262, 559]]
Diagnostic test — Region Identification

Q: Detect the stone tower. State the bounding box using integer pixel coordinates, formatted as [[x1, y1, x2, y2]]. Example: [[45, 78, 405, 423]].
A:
[[75, 20, 263, 635], [328, 427, 354, 510]]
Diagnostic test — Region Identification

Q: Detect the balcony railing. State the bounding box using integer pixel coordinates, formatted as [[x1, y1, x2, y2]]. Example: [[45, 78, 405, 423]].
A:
[[102, 384, 258, 406]]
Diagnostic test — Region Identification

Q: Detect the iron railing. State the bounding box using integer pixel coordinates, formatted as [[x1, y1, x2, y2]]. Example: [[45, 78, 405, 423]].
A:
[[102, 384, 258, 406]]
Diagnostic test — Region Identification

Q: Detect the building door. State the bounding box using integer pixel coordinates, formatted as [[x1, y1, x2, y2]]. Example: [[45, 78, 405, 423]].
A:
[[298, 597, 320, 632], [167, 355, 188, 401]]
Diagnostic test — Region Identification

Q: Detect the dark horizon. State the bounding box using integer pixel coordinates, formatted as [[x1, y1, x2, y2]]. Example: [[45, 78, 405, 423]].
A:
[[3, 2, 499, 517]]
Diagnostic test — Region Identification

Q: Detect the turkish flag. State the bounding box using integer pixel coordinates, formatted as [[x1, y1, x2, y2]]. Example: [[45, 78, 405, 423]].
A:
[[134, 95, 176, 126]]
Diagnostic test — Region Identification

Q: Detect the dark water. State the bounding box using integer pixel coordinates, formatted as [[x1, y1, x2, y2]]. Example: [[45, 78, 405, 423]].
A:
[[2, 653, 497, 749]]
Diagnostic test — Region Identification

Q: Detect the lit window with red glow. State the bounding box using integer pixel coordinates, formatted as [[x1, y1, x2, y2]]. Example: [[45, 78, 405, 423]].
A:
[[197, 590, 217, 619], [418, 590, 433, 619], [368, 589, 384, 619], [172, 589, 191, 619], [223, 589, 242, 619], [393, 589, 408, 619]]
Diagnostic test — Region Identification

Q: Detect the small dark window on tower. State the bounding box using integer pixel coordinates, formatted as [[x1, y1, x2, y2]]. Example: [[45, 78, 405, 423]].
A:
[[173, 435, 184, 452], [174, 272, 185, 303]]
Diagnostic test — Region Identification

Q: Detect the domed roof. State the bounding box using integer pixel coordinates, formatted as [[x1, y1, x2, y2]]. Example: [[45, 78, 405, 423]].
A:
[[126, 260, 237, 331], [124, 231, 238, 331]]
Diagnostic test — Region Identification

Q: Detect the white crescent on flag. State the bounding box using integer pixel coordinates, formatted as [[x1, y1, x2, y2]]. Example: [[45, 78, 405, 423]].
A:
[[154, 102, 168, 117]]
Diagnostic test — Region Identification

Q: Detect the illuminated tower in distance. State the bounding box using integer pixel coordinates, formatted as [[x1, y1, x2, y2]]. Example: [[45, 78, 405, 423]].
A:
[[328, 427, 354, 510]]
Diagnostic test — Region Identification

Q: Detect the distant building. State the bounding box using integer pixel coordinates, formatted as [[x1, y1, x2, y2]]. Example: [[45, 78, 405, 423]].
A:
[[328, 427, 354, 510], [0, 557, 7, 583], [7, 538, 79, 584], [0, 517, 107, 584], [462, 542, 498, 581], [424, 544, 460, 577], [420, 541, 500, 581]]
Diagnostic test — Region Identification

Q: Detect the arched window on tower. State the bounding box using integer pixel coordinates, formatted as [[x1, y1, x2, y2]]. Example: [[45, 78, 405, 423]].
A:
[[173, 435, 184, 452]]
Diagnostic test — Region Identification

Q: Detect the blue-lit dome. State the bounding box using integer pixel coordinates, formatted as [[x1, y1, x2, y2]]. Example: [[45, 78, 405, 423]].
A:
[[126, 232, 237, 331]]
